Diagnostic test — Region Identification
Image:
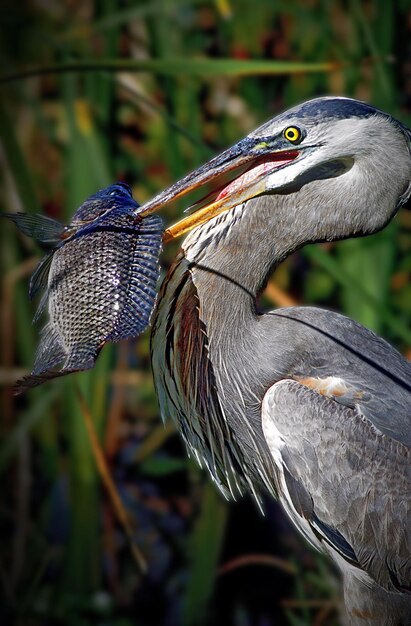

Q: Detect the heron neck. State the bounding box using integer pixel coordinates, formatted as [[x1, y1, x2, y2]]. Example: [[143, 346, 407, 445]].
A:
[[182, 197, 299, 314], [153, 198, 302, 496]]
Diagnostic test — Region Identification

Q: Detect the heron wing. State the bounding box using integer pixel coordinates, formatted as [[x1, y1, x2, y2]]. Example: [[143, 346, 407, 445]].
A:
[[262, 378, 411, 591], [268, 307, 411, 447]]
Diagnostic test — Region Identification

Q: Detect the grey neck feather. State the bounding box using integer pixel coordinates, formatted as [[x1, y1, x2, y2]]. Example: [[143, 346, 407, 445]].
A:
[[183, 194, 301, 304]]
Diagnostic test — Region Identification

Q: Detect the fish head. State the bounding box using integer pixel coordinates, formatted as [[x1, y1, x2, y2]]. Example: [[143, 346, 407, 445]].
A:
[[70, 183, 140, 227]]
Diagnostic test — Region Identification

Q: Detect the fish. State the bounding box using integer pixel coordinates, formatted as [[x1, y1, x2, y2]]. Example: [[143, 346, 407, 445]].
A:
[[4, 183, 164, 392]]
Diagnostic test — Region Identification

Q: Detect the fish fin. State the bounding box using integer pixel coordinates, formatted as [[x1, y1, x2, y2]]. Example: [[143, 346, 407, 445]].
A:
[[14, 326, 99, 394], [3, 212, 65, 244], [29, 252, 54, 300], [109, 215, 163, 341], [32, 323, 67, 374], [33, 291, 49, 323], [14, 369, 71, 394], [63, 344, 101, 372], [33, 327, 99, 376], [13, 323, 67, 393]]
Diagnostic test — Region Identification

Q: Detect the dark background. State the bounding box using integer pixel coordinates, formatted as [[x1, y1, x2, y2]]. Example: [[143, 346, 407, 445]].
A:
[[1, 1, 411, 625]]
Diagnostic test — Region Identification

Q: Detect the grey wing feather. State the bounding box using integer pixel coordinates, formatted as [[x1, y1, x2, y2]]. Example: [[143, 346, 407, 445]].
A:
[[262, 379, 411, 592], [270, 307, 411, 447]]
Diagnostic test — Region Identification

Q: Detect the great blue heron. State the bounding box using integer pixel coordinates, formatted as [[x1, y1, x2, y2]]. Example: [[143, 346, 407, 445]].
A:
[[144, 98, 411, 625]]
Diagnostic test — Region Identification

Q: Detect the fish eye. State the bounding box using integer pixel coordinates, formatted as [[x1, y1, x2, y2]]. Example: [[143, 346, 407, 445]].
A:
[[283, 126, 303, 144], [110, 184, 131, 197]]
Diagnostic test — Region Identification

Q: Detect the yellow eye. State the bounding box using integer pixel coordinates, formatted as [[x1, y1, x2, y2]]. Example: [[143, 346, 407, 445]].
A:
[[283, 126, 303, 144]]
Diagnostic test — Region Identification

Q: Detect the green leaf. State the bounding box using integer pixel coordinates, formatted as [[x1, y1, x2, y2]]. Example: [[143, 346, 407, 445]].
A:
[[304, 244, 411, 345], [1, 58, 339, 84], [140, 456, 188, 476], [0, 386, 59, 475], [182, 483, 227, 626]]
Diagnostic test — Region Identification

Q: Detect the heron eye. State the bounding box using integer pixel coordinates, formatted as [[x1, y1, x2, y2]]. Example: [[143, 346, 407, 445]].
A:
[[283, 126, 303, 144]]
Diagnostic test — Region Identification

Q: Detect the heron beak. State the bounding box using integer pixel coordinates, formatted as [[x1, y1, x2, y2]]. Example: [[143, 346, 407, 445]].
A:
[[137, 138, 300, 242]]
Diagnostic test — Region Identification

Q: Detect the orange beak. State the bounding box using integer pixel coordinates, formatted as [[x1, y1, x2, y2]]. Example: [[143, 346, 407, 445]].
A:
[[137, 137, 300, 243]]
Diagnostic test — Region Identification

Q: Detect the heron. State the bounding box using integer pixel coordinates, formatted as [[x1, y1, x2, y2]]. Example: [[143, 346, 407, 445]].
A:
[[143, 97, 411, 625]]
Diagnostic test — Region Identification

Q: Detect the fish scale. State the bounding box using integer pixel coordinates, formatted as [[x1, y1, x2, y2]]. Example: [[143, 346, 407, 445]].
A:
[[4, 183, 164, 392]]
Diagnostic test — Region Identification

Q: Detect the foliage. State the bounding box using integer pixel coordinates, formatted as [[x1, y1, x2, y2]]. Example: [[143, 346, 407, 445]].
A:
[[1, 1, 410, 625]]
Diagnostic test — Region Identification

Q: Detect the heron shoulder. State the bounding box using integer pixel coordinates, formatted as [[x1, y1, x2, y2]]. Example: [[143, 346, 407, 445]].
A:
[[263, 306, 411, 447]]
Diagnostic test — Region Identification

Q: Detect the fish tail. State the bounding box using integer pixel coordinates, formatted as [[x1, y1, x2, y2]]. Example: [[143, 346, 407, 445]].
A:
[[13, 369, 69, 395]]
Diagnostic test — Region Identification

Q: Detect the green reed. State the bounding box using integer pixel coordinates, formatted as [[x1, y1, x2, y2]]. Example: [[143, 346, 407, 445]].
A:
[[0, 2, 409, 625]]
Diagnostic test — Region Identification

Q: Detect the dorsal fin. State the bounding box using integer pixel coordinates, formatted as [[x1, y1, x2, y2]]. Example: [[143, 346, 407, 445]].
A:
[[3, 213, 65, 244]]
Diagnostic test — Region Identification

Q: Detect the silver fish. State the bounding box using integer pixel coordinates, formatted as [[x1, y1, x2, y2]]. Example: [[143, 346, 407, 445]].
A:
[[5, 183, 164, 392]]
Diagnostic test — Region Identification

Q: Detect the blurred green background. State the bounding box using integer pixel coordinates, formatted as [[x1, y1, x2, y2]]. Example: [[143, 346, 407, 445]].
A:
[[1, 1, 411, 625]]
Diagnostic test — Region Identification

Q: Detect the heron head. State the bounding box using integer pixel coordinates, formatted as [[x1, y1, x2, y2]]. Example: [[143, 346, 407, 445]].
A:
[[139, 97, 411, 243]]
